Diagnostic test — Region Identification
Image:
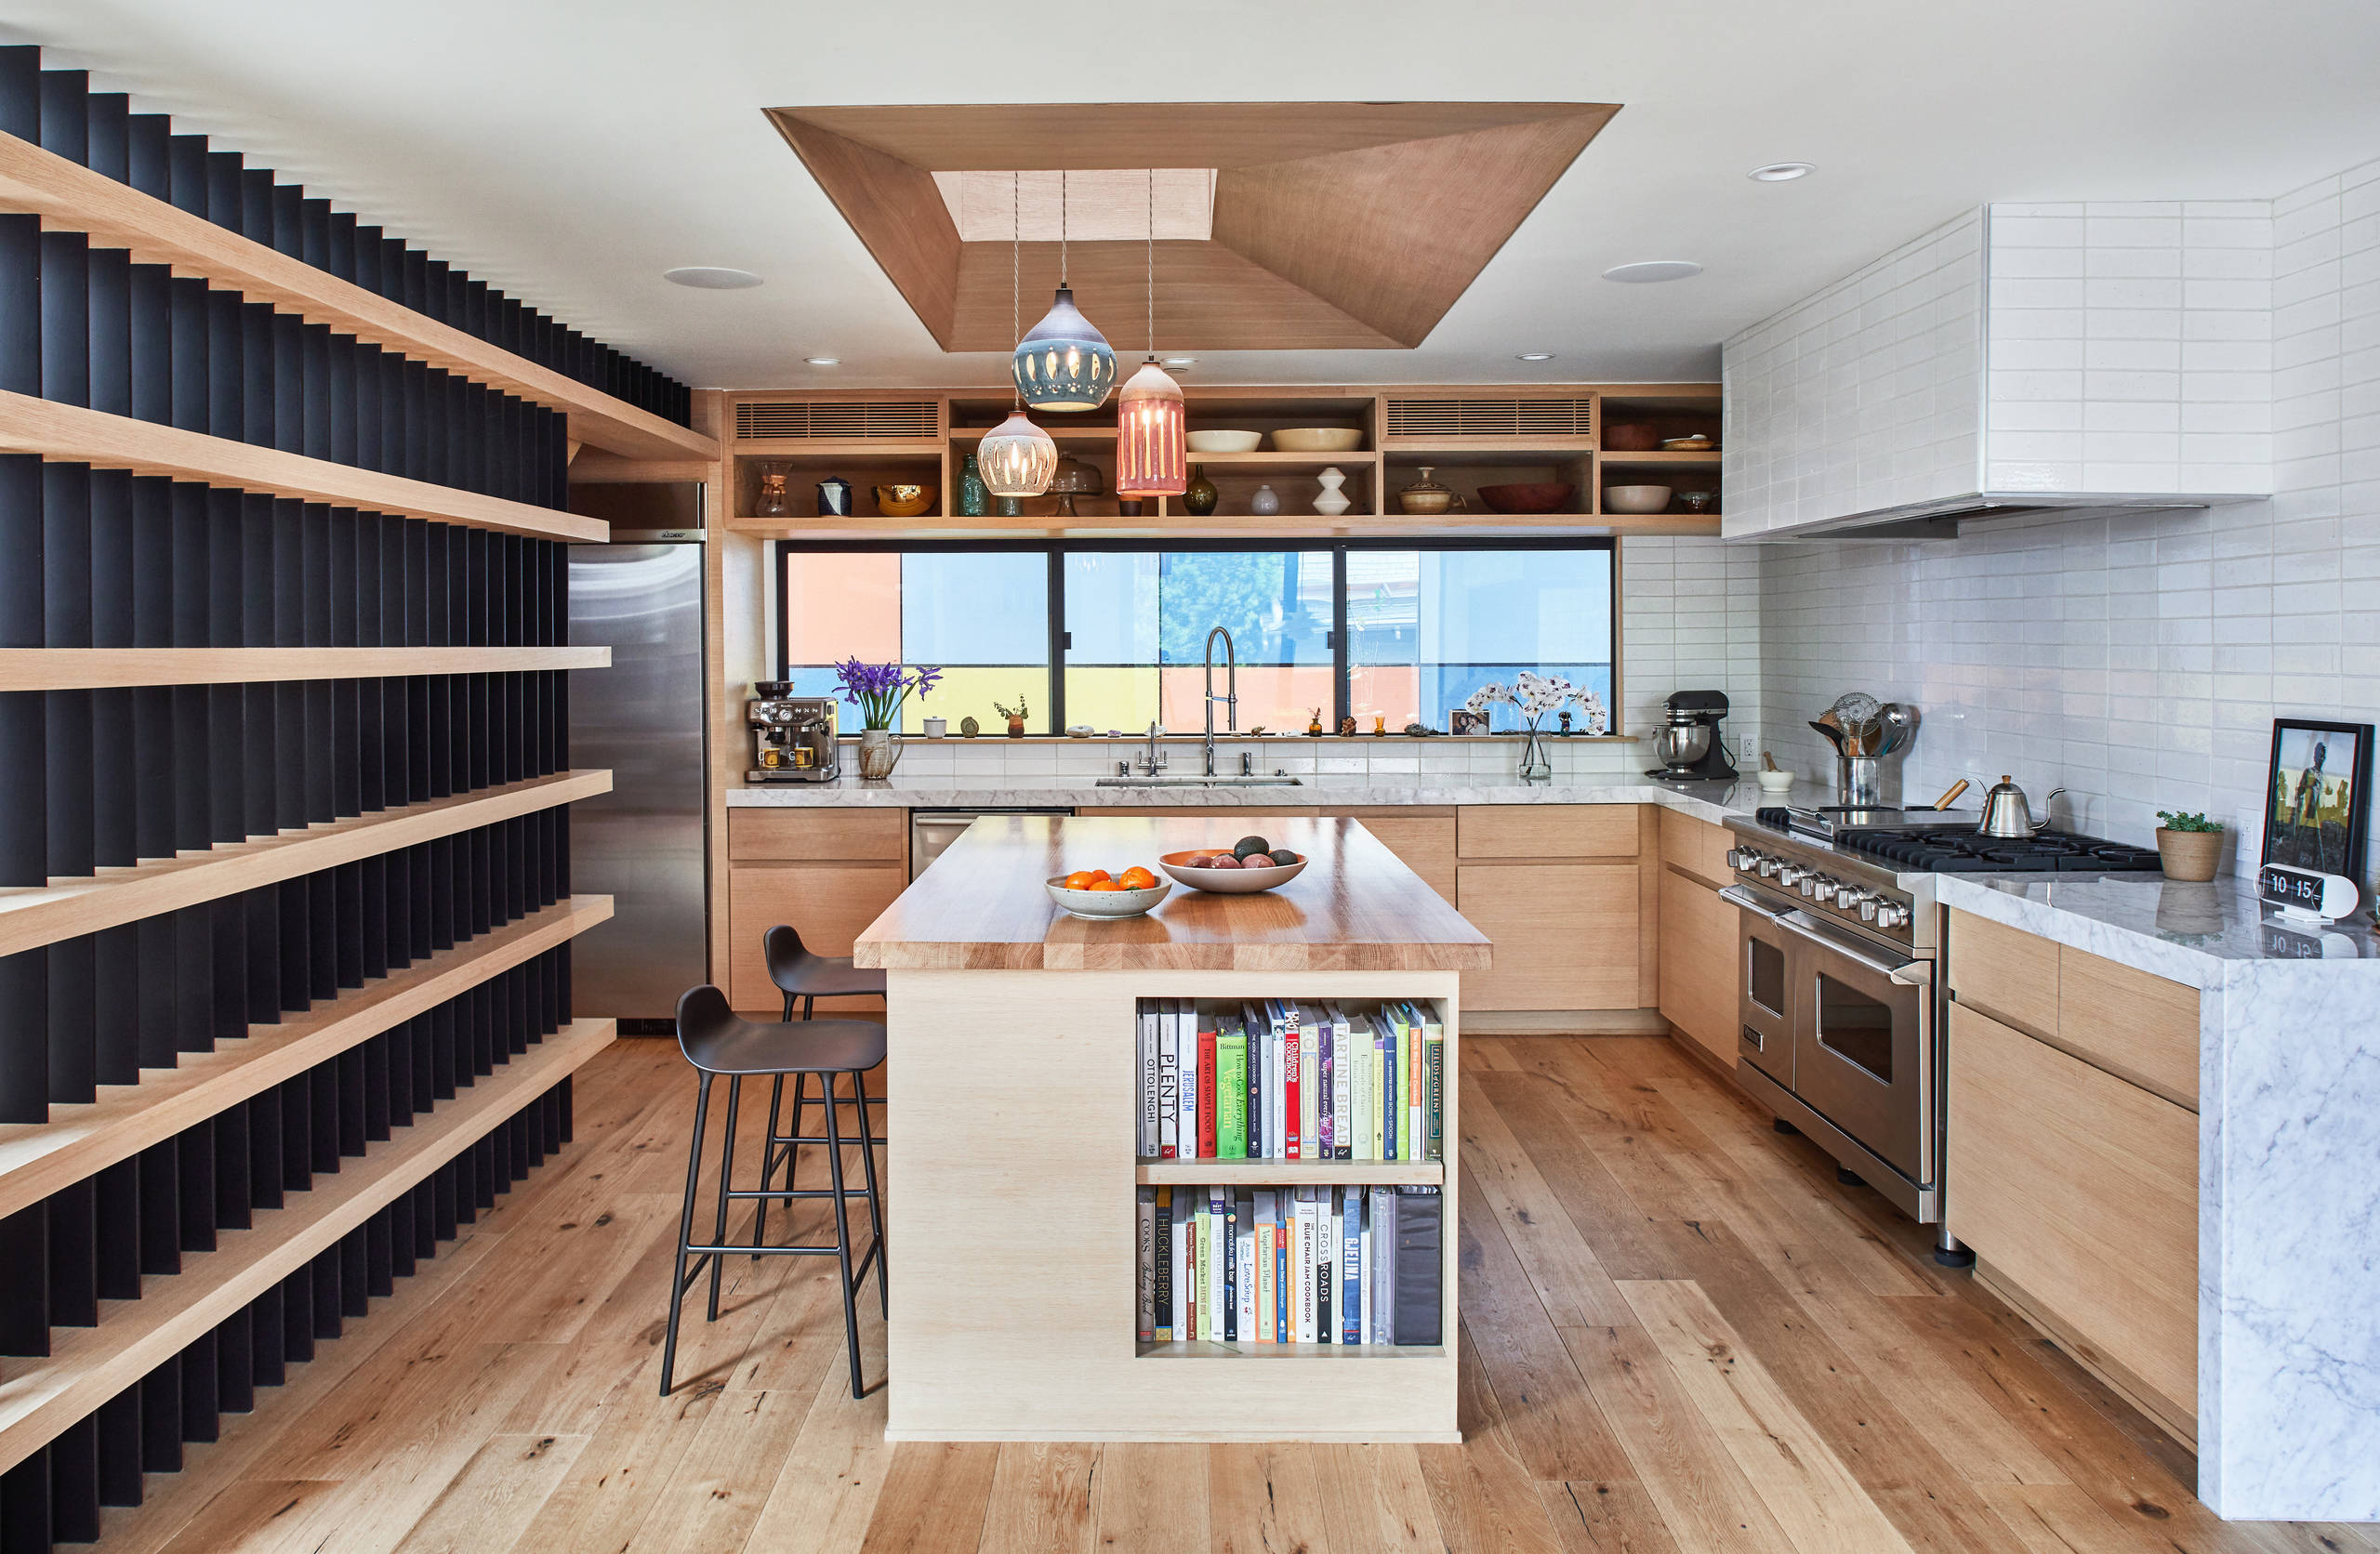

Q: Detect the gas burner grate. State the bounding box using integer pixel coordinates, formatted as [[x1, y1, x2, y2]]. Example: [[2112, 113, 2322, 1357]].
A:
[[1833, 825, 2165, 875]]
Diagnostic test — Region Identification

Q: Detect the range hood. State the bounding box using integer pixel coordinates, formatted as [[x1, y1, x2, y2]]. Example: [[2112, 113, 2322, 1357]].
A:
[[1720, 205, 2273, 541]]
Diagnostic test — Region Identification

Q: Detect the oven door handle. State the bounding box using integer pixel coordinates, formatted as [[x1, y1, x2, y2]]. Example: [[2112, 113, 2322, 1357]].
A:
[[1722, 886, 1931, 985]]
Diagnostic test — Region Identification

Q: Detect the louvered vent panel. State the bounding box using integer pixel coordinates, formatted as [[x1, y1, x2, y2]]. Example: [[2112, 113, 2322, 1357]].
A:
[[1384, 397, 1596, 439], [734, 400, 941, 440]]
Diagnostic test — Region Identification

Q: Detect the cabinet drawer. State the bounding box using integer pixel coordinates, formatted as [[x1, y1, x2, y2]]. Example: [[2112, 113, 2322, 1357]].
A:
[[2059, 950, 2199, 1108], [727, 862, 906, 1010], [1459, 804, 1638, 860], [729, 808, 906, 863], [1658, 808, 1734, 888], [1659, 869, 1739, 1065], [1349, 814, 1457, 902], [1457, 862, 1638, 1009], [1947, 1004, 2196, 1429], [1948, 909, 2060, 1036]]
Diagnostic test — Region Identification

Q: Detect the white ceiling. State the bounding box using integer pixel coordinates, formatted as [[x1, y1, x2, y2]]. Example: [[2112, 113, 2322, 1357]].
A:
[[8, 0, 2378, 391]]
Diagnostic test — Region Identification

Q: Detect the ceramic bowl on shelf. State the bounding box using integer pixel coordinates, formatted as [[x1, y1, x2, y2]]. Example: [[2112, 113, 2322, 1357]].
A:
[[1662, 434, 1716, 451], [873, 484, 933, 517], [1044, 876, 1171, 919], [1269, 428, 1364, 454], [1602, 483, 1673, 514], [1185, 429, 1263, 454], [1157, 850, 1309, 894], [1476, 481, 1575, 514]]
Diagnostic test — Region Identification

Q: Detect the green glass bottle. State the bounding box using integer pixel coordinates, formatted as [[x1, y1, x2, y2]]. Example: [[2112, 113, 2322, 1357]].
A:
[[957, 452, 989, 517], [1182, 464, 1219, 516]]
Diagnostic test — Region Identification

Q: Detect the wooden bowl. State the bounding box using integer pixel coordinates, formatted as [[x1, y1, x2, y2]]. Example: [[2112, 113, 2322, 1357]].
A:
[[1476, 481, 1574, 514], [1185, 430, 1263, 454], [1269, 428, 1364, 453], [1602, 483, 1673, 514], [874, 484, 933, 517], [1157, 849, 1309, 894], [1602, 422, 1660, 451], [1044, 876, 1171, 919]]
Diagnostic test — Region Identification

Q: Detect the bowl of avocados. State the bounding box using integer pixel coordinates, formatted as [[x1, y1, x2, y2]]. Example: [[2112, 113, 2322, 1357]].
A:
[[1157, 834, 1310, 894]]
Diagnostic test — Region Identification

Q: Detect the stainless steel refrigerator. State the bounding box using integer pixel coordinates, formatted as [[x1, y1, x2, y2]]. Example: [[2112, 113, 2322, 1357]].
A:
[[568, 529, 708, 1028]]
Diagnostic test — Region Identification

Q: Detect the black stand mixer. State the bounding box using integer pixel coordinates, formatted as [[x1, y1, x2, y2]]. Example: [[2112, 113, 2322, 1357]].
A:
[[1646, 690, 1739, 782]]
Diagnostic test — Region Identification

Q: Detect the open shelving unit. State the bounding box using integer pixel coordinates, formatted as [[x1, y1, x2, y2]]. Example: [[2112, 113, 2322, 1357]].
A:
[[720, 383, 1723, 539]]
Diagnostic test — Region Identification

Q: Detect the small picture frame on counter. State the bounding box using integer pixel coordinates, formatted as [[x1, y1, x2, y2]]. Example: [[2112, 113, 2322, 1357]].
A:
[[2260, 717, 2372, 881]]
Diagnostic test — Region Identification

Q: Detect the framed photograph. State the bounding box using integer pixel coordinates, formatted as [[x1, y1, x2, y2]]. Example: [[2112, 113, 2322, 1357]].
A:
[[2261, 718, 2373, 879]]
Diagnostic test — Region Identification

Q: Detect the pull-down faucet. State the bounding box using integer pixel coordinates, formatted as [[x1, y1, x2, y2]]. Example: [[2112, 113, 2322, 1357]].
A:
[[1202, 626, 1236, 778]]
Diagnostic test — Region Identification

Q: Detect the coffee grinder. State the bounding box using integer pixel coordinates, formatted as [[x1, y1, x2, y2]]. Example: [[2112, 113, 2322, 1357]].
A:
[[747, 681, 840, 783], [1646, 690, 1739, 782]]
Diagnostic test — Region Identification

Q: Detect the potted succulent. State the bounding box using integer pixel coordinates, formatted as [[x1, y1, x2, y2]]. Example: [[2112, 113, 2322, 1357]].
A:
[[2154, 810, 2225, 882], [831, 657, 942, 780], [994, 693, 1030, 738]]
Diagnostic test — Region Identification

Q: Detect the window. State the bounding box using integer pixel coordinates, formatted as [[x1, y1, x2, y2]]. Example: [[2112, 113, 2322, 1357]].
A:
[[777, 540, 1617, 736]]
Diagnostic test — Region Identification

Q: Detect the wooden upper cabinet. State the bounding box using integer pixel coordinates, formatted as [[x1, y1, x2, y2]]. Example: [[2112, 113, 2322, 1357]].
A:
[[1459, 805, 1638, 860]]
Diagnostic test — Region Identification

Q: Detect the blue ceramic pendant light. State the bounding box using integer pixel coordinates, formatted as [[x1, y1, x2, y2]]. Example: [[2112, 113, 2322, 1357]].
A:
[[1012, 170, 1118, 412]]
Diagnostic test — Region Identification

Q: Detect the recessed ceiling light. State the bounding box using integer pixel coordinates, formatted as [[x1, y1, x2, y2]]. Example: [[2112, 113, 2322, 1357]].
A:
[[803, 356, 840, 366], [663, 266, 763, 289], [1602, 260, 1703, 283], [1515, 352, 1555, 362], [1749, 162, 1815, 182]]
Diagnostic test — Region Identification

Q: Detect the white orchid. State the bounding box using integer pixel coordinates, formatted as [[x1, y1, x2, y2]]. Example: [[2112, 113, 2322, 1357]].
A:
[[1512, 671, 1574, 719], [1464, 683, 1508, 715], [1572, 688, 1611, 735]]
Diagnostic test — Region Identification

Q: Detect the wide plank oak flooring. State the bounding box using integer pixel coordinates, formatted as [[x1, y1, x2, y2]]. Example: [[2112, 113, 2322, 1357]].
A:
[[85, 1036, 2380, 1554]]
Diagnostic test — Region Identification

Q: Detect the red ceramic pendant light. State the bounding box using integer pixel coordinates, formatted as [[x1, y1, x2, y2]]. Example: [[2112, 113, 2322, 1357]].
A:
[[1114, 170, 1186, 499]]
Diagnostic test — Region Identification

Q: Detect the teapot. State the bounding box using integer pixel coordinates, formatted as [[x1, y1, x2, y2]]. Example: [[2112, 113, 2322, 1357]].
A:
[[1976, 775, 2064, 838]]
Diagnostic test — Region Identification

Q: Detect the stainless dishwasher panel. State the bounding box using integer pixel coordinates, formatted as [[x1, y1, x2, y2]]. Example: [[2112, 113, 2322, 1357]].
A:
[[910, 808, 1075, 879]]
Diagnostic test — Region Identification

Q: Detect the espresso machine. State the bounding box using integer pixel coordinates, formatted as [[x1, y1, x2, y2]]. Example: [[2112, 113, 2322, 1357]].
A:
[[747, 681, 840, 783], [1646, 690, 1739, 782]]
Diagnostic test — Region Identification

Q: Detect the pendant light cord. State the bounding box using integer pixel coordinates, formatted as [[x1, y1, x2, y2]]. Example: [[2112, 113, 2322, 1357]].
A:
[[1011, 170, 1022, 412], [1059, 169, 1068, 286], [1146, 168, 1156, 355]]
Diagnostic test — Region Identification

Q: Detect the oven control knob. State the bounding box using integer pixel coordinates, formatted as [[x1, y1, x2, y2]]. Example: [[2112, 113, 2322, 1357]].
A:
[[1759, 857, 1784, 879], [1776, 863, 1805, 886], [1798, 874, 1822, 899], [1726, 848, 1753, 870], [1833, 887, 1868, 914], [1874, 902, 1910, 930], [1858, 897, 1883, 921]]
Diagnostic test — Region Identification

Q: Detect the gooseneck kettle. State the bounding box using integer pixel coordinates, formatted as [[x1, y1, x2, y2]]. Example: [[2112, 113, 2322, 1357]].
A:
[[1976, 775, 2064, 838]]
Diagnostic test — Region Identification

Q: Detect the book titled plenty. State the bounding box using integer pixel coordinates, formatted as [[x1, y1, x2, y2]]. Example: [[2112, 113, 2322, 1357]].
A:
[[1136, 998, 1445, 1165]]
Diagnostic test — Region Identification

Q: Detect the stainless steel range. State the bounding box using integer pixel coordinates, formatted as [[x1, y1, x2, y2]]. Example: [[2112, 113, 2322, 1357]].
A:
[[1718, 804, 2163, 1263]]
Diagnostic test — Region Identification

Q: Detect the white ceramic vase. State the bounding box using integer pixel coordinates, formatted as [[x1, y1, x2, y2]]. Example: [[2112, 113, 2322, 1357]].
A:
[[857, 727, 900, 780], [1250, 483, 1281, 515], [1313, 466, 1351, 517]]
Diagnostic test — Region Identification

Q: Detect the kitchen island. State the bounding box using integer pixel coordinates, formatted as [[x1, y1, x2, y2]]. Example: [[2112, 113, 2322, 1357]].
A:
[[853, 813, 1489, 1442]]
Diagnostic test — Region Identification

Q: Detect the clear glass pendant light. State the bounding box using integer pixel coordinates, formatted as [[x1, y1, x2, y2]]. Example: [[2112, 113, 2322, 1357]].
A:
[[1012, 170, 1117, 412], [981, 171, 1057, 498], [1116, 170, 1185, 498]]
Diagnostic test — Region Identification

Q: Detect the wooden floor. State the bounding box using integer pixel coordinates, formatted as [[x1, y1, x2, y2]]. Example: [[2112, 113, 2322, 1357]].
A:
[[82, 1034, 2378, 1554]]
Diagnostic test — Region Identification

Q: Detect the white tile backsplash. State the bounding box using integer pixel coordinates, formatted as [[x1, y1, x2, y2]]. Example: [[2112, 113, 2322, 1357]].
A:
[[1755, 151, 2380, 886]]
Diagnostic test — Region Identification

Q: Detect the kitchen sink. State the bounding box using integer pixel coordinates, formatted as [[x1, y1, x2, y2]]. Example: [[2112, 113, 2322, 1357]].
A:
[[1092, 774, 1304, 788]]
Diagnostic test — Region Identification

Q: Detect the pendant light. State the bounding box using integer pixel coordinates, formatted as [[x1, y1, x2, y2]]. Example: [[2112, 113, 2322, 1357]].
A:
[[1115, 169, 1185, 498], [980, 172, 1058, 499], [1012, 170, 1117, 412]]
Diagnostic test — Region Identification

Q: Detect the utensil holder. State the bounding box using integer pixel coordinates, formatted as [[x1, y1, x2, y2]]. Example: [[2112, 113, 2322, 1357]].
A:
[[1839, 755, 1884, 806]]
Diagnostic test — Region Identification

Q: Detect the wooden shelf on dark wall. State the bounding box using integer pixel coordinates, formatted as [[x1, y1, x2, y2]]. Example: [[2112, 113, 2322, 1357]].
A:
[[0, 645, 608, 691], [0, 132, 713, 465]]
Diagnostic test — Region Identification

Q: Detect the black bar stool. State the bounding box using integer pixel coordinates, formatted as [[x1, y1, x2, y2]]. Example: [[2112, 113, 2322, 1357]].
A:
[[760, 923, 890, 1202], [662, 985, 887, 1400]]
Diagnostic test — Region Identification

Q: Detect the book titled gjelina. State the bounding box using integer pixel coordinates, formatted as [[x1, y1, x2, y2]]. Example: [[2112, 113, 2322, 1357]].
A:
[[1136, 1183, 1442, 1348], [1134, 998, 1446, 1164]]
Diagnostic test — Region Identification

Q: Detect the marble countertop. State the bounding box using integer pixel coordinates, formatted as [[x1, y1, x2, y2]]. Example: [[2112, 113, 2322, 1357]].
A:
[[727, 774, 1762, 827], [1935, 872, 2380, 985]]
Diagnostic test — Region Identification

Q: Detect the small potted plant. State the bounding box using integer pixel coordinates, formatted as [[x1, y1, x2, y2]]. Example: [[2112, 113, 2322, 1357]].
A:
[[2154, 810, 2225, 882], [994, 693, 1030, 738], [831, 657, 941, 780]]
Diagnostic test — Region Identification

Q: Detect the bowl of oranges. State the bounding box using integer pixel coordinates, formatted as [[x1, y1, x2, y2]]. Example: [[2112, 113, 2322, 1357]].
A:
[[1045, 863, 1170, 919]]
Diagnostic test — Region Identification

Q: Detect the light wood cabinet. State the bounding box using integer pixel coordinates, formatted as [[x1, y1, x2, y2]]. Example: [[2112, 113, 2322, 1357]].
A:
[[725, 809, 910, 1010], [1947, 1003, 2197, 1439], [1950, 908, 2199, 1109], [1327, 809, 1457, 903], [1456, 862, 1639, 1009], [1657, 806, 1734, 888], [1658, 868, 1739, 1067], [1459, 804, 1637, 860]]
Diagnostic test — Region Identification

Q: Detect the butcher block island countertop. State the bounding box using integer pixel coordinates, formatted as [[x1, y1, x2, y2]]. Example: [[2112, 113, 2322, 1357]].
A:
[[853, 814, 1491, 972], [860, 813, 1486, 1445]]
